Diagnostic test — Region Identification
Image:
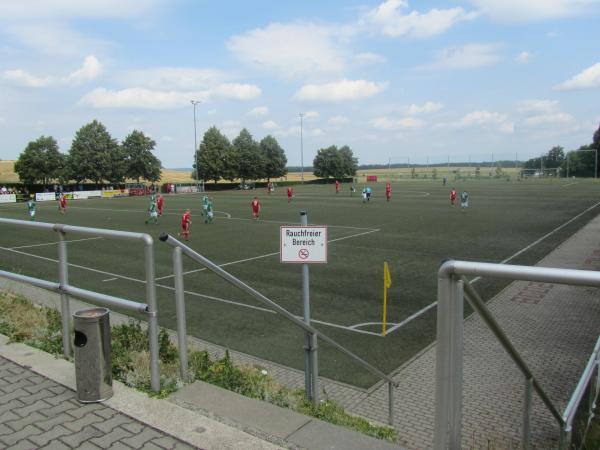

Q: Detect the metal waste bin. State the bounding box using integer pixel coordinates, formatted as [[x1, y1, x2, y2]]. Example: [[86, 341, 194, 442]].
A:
[[73, 308, 113, 402]]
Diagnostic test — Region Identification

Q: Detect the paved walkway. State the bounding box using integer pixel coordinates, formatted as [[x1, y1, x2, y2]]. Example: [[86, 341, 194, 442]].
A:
[[2, 214, 600, 449], [0, 356, 195, 450]]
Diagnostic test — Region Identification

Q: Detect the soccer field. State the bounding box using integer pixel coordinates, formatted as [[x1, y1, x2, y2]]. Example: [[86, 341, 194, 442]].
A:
[[0, 178, 598, 388]]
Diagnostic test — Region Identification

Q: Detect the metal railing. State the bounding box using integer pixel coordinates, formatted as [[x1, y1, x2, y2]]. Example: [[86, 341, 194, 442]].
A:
[[159, 232, 399, 425], [0, 218, 161, 392], [561, 337, 600, 448], [434, 260, 600, 450]]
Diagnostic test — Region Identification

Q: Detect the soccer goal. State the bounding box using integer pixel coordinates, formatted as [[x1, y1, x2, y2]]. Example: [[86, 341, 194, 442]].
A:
[[519, 168, 561, 178]]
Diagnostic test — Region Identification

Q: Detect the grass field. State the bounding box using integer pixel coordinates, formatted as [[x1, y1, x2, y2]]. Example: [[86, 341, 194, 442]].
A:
[[0, 177, 598, 388]]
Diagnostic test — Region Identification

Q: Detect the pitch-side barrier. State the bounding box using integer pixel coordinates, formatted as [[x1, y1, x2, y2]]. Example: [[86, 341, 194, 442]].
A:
[[435, 260, 600, 449], [159, 232, 399, 426], [0, 218, 161, 392]]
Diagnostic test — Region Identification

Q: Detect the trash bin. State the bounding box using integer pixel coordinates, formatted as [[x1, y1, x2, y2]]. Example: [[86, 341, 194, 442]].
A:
[[73, 307, 113, 403]]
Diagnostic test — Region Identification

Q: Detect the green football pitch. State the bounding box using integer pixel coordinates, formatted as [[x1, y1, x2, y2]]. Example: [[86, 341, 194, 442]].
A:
[[0, 178, 599, 388]]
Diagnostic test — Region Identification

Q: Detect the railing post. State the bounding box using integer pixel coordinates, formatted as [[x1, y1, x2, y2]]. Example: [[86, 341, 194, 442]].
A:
[[448, 278, 464, 449], [144, 237, 160, 392], [57, 230, 71, 357], [434, 271, 453, 450], [173, 246, 189, 382], [522, 377, 533, 450], [388, 381, 395, 426], [558, 427, 571, 450], [311, 333, 319, 405]]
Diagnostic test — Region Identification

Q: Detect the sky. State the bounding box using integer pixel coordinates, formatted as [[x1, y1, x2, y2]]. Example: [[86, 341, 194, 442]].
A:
[[0, 0, 599, 168]]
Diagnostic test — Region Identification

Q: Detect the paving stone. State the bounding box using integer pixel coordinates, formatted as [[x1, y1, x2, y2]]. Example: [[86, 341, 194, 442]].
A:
[[63, 413, 105, 432], [89, 427, 133, 447], [93, 413, 135, 433], [60, 426, 105, 448], [5, 439, 38, 450], [29, 425, 71, 447], [39, 440, 71, 450], [121, 427, 164, 448], [0, 424, 43, 446]]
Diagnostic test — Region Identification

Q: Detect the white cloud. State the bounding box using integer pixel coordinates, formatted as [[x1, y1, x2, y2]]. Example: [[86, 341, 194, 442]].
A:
[[516, 51, 532, 64], [227, 22, 345, 78], [405, 101, 443, 115], [422, 43, 501, 69], [79, 83, 261, 109], [304, 111, 319, 119], [328, 115, 350, 126], [2, 69, 53, 87], [248, 106, 269, 116], [518, 99, 559, 114], [468, 0, 600, 21], [440, 110, 514, 133], [370, 116, 425, 130], [262, 120, 279, 130], [295, 79, 387, 102], [555, 62, 600, 90], [161, 135, 173, 142], [3, 54, 101, 87], [362, 0, 478, 38], [524, 112, 574, 126], [0, 0, 165, 19], [353, 52, 386, 65], [65, 55, 101, 84], [121, 68, 224, 90]]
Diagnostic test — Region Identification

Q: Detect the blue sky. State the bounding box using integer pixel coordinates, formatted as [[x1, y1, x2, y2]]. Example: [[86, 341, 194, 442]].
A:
[[1, 0, 599, 168]]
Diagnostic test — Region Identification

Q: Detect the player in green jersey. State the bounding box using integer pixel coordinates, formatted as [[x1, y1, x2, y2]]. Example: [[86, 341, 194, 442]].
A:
[[27, 196, 36, 221], [205, 198, 214, 224], [202, 195, 209, 217], [145, 199, 158, 224], [460, 191, 469, 211]]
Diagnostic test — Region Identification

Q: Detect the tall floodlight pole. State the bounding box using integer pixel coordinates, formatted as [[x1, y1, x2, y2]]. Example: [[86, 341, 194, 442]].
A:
[[191, 100, 201, 183], [299, 113, 304, 184]]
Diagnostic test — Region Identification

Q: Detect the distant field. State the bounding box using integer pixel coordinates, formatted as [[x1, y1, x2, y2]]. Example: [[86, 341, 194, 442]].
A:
[[0, 177, 598, 388], [0, 161, 19, 183]]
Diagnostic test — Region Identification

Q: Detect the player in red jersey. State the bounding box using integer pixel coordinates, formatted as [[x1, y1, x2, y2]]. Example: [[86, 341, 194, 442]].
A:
[[287, 186, 294, 203], [450, 188, 457, 207], [178, 209, 192, 240], [385, 182, 392, 202], [335, 179, 340, 194], [251, 196, 261, 220], [157, 194, 164, 216], [58, 193, 67, 214]]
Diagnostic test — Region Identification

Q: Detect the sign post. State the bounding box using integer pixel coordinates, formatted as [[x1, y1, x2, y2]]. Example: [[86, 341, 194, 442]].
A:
[[280, 211, 327, 405]]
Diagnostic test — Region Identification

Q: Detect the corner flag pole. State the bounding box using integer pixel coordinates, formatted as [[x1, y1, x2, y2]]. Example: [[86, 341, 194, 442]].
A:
[[382, 261, 391, 336]]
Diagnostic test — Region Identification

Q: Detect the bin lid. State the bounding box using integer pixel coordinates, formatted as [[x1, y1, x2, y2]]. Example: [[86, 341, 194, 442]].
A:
[[73, 307, 109, 319]]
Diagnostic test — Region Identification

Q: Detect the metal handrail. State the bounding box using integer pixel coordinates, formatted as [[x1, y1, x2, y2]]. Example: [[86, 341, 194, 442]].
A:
[[461, 277, 564, 426], [0, 218, 160, 392], [435, 259, 600, 450], [159, 232, 398, 425], [562, 338, 600, 433]]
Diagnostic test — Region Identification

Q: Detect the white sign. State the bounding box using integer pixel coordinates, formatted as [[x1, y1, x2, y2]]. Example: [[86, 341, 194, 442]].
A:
[[0, 194, 16, 203], [36, 192, 57, 202], [280, 226, 327, 264]]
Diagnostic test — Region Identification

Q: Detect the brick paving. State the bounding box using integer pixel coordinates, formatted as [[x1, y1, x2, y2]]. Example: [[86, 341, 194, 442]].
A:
[[0, 357, 197, 450]]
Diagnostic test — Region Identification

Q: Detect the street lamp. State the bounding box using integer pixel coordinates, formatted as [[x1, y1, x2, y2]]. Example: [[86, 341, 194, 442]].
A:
[[299, 113, 304, 184], [190, 100, 201, 183]]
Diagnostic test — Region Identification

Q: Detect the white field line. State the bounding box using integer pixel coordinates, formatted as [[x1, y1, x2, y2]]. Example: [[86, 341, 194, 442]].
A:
[[103, 277, 118, 282], [156, 228, 380, 281], [383, 199, 600, 336], [9, 237, 102, 250], [0, 245, 378, 335], [65, 205, 376, 231], [562, 182, 579, 187]]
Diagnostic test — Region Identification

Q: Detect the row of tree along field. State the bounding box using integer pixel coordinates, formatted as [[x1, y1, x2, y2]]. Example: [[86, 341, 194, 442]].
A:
[[523, 124, 600, 177], [15, 120, 161, 185], [195, 127, 358, 184], [14, 120, 359, 186]]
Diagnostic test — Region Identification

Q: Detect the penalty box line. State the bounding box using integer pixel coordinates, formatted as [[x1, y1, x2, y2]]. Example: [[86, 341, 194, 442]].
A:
[[0, 242, 381, 337], [155, 228, 380, 281], [382, 199, 600, 337]]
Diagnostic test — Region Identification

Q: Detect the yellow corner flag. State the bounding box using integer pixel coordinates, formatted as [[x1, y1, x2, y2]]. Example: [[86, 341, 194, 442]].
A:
[[382, 262, 391, 336]]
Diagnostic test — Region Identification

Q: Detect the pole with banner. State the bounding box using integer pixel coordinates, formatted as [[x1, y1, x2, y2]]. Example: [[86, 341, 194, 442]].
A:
[[280, 212, 327, 405], [382, 261, 392, 336]]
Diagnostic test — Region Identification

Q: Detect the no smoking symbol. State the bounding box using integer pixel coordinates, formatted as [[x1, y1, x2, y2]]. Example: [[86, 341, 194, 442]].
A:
[[298, 248, 309, 259]]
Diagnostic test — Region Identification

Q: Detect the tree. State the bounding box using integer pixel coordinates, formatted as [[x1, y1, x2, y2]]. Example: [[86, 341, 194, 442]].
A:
[[68, 120, 120, 185], [260, 135, 287, 181], [196, 127, 233, 184], [122, 130, 161, 183], [233, 128, 264, 183], [14, 136, 66, 185], [546, 146, 565, 167], [313, 145, 358, 179]]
